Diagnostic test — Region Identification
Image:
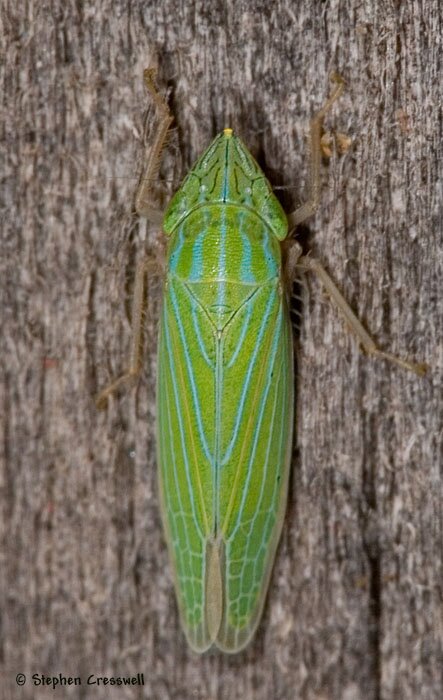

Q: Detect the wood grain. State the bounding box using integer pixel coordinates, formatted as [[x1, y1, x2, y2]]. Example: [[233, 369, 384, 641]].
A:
[[1, 1, 441, 698]]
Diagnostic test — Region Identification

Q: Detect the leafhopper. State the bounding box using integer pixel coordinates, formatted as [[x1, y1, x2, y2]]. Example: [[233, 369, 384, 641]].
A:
[[97, 70, 426, 653]]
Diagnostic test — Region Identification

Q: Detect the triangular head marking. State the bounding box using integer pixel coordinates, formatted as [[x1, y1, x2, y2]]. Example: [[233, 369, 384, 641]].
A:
[[163, 131, 288, 240]]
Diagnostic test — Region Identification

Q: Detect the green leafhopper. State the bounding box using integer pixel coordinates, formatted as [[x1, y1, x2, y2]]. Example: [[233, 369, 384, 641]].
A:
[[96, 70, 427, 653]]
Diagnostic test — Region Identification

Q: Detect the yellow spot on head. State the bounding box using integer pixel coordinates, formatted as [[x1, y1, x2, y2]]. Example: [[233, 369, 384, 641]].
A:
[[223, 128, 233, 137]]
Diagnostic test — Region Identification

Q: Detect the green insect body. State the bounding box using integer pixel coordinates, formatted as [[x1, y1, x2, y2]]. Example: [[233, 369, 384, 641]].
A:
[[157, 128, 294, 652], [96, 72, 425, 654]]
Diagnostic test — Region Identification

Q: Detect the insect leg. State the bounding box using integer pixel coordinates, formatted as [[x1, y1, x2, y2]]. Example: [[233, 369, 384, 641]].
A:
[[96, 257, 161, 408], [96, 69, 172, 408], [287, 73, 345, 232], [134, 68, 174, 221], [296, 252, 428, 375]]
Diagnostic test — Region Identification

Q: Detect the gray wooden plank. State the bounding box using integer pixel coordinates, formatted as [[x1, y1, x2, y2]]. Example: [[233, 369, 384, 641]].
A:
[[1, 1, 441, 699]]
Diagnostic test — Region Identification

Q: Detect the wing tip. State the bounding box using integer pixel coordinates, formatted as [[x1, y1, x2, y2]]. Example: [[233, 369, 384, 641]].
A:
[[205, 538, 223, 643]]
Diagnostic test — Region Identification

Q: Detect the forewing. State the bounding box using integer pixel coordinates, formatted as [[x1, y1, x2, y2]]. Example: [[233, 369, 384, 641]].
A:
[[216, 281, 294, 652], [156, 275, 217, 652], [157, 275, 293, 653]]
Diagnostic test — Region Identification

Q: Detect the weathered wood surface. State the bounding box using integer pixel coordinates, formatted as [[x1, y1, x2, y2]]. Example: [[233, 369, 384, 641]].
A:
[[1, 1, 442, 699]]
